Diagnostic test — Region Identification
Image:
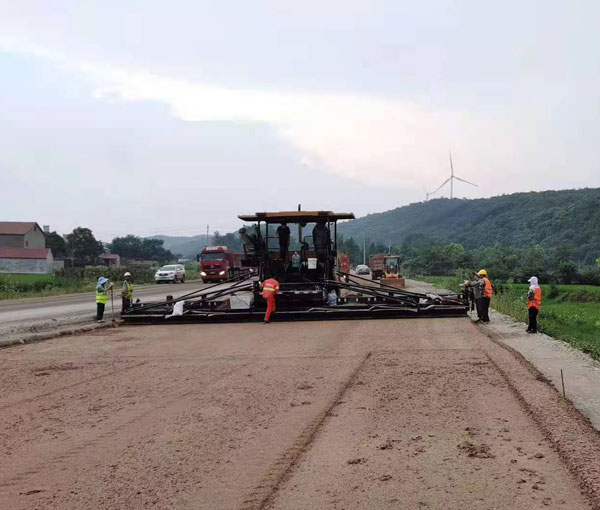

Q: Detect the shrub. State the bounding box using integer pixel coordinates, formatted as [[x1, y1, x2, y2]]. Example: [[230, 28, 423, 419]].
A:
[[548, 284, 560, 299]]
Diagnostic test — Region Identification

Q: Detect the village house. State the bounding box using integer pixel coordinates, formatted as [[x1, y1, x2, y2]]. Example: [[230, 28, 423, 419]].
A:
[[0, 222, 54, 274]]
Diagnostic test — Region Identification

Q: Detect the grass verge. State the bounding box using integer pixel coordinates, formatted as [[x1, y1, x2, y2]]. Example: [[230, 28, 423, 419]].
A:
[[0, 274, 96, 300], [420, 275, 600, 360]]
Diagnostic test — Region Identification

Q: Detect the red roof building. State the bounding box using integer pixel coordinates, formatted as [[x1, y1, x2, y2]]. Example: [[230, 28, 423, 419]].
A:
[[0, 247, 51, 259], [0, 247, 54, 274]]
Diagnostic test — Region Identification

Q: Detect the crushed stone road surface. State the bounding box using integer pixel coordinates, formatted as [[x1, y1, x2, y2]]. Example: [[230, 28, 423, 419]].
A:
[[1, 318, 599, 509]]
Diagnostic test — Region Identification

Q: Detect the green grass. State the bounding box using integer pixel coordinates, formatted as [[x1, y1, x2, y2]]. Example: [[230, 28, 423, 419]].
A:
[[185, 263, 201, 280], [6, 274, 55, 284], [420, 275, 600, 359], [0, 274, 96, 300]]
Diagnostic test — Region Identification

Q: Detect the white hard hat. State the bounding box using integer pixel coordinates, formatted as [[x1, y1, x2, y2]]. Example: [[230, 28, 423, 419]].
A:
[[124, 272, 131, 277]]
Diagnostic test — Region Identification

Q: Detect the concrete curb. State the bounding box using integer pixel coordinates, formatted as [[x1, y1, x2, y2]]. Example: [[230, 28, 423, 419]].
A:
[[0, 321, 120, 349]]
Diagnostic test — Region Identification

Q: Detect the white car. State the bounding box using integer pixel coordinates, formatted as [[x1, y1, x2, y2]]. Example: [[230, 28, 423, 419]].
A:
[[155, 264, 186, 283], [356, 264, 370, 275]]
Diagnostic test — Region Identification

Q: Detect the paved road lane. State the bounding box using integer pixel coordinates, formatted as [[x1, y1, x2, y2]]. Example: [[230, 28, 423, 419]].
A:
[[0, 281, 208, 325]]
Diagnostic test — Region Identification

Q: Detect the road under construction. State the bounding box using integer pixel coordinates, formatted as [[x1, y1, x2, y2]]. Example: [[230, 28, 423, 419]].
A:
[[122, 211, 468, 324], [2, 211, 600, 510]]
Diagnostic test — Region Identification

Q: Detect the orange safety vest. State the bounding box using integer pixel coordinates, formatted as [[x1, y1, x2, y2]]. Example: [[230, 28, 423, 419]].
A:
[[482, 277, 493, 298], [262, 278, 280, 297], [527, 287, 542, 310]]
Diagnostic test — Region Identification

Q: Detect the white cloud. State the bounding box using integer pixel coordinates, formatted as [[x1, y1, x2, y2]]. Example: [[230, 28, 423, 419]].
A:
[[0, 35, 498, 191]]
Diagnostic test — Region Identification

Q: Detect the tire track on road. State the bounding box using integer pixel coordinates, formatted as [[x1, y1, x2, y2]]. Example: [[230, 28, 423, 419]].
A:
[[240, 351, 372, 510]]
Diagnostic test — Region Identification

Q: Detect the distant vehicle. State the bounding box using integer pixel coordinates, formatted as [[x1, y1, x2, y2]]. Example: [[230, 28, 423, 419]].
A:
[[356, 264, 370, 275], [155, 264, 186, 283], [369, 253, 387, 279], [380, 255, 405, 288], [337, 252, 350, 282], [200, 245, 244, 283]]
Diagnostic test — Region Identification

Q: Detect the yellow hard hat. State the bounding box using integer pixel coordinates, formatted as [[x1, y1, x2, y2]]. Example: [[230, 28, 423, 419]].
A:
[[477, 269, 488, 276]]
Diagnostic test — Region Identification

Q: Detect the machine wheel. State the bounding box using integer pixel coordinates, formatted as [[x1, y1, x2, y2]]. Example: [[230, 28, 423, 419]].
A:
[[181, 276, 185, 283]]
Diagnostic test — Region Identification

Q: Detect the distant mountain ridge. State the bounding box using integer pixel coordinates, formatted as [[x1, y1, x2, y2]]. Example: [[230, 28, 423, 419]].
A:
[[148, 234, 210, 258], [338, 188, 600, 265]]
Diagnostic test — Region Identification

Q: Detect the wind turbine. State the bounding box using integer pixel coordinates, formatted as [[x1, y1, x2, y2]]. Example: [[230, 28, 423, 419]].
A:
[[433, 150, 478, 199], [423, 186, 436, 202]]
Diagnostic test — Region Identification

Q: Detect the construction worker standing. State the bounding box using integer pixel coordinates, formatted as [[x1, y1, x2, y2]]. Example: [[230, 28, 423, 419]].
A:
[[260, 277, 280, 324], [466, 272, 484, 322], [276, 222, 291, 262], [96, 277, 113, 323], [478, 269, 493, 323], [526, 276, 542, 333], [465, 269, 492, 323], [312, 219, 330, 262], [121, 272, 133, 313]]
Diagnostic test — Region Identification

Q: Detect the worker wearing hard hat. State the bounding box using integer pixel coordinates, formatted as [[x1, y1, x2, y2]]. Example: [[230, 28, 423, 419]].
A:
[[526, 276, 542, 333], [477, 269, 493, 323], [121, 272, 134, 313], [465, 269, 493, 323], [260, 277, 280, 324]]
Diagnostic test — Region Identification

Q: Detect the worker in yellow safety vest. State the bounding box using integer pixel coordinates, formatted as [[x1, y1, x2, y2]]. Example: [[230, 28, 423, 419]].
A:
[[526, 276, 542, 333], [96, 277, 113, 323], [121, 272, 134, 313]]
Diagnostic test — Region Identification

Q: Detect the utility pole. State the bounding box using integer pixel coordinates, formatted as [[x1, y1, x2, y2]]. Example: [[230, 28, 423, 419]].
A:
[[363, 235, 366, 265], [206, 224, 209, 247]]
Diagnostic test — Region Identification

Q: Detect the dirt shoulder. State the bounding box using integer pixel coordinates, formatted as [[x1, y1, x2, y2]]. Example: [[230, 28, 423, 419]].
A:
[[1, 318, 599, 509], [473, 308, 600, 433]]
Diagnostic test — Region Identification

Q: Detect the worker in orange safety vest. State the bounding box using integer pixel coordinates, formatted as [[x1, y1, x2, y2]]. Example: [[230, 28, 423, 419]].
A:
[[260, 277, 280, 324], [466, 269, 493, 323], [478, 269, 493, 323], [526, 276, 542, 333]]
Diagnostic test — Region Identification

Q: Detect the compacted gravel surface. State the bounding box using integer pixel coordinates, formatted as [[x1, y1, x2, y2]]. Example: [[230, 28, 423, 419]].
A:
[[1, 318, 600, 509]]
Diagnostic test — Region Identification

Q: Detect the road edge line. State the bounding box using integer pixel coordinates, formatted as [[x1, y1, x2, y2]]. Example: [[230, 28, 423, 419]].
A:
[[478, 324, 600, 508], [0, 322, 119, 349]]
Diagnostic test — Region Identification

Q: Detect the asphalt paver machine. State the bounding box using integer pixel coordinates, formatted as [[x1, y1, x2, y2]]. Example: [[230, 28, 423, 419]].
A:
[[122, 210, 468, 323]]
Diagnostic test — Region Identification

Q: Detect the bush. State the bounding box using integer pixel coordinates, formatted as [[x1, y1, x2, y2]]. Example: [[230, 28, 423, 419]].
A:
[[61, 266, 155, 284], [565, 290, 600, 303], [548, 284, 560, 299], [580, 270, 600, 286]]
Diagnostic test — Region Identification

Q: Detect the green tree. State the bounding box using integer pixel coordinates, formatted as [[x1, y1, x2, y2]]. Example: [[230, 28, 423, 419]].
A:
[[212, 231, 244, 253], [110, 235, 143, 259], [557, 261, 580, 284], [65, 227, 103, 264], [45, 231, 67, 259], [111, 235, 174, 263]]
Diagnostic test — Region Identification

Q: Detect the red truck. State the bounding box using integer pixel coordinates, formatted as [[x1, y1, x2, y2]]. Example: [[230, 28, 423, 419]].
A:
[[200, 246, 244, 283], [369, 253, 387, 280]]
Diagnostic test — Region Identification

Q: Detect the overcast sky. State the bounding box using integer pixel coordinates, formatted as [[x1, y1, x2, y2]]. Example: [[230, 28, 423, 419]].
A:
[[1, 1, 599, 241]]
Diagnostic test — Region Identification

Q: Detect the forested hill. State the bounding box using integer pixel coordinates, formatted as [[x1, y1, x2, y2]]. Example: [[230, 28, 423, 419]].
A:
[[338, 188, 600, 265]]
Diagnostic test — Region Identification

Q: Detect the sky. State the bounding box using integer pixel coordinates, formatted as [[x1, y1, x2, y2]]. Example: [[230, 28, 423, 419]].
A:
[[1, 1, 599, 241]]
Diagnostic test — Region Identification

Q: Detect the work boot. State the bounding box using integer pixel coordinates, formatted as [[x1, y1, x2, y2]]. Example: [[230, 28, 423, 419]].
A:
[[97, 320, 104, 324], [263, 321, 269, 325]]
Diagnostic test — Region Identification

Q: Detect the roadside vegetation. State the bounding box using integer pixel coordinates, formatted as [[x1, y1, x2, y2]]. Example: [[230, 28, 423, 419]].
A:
[[0, 267, 156, 300], [420, 274, 600, 359]]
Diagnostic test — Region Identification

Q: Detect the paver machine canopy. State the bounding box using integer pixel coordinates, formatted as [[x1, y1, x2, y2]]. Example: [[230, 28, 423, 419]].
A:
[[237, 210, 354, 308]]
